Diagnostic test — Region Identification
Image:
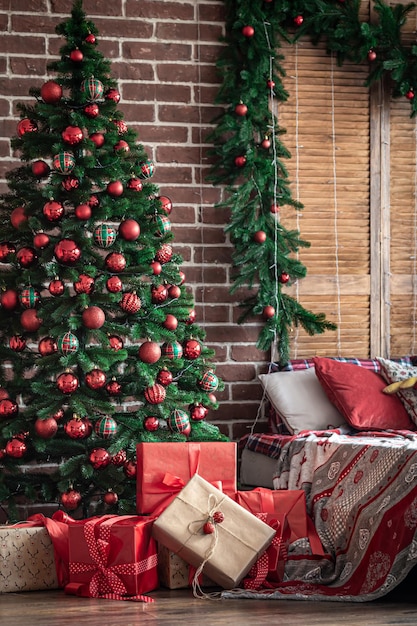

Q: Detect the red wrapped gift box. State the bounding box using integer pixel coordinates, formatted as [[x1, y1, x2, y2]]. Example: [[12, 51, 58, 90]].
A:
[[137, 441, 237, 515], [66, 515, 158, 602]]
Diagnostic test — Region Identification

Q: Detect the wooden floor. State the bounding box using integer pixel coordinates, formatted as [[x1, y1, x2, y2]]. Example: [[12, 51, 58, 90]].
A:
[[1, 586, 417, 625]]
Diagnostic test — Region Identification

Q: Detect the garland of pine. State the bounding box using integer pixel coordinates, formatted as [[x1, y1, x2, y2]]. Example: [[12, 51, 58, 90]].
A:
[[207, 0, 417, 365]]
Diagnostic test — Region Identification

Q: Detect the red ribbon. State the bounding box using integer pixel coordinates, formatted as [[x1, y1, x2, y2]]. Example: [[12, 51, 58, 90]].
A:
[[243, 516, 288, 591]]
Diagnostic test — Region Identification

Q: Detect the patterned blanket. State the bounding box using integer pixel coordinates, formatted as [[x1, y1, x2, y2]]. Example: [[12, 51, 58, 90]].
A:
[[227, 429, 417, 601]]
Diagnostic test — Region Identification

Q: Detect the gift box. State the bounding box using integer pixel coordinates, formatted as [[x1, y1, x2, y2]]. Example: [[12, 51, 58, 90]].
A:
[[137, 441, 237, 515], [66, 515, 158, 602], [236, 487, 324, 555], [152, 474, 276, 590], [0, 525, 59, 593], [157, 544, 215, 589]]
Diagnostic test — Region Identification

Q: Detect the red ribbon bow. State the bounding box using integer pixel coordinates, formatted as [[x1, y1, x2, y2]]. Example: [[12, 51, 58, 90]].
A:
[[243, 516, 288, 591]]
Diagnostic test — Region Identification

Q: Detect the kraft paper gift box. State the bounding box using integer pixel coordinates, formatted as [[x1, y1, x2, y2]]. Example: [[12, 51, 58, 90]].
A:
[[136, 441, 237, 515], [0, 525, 59, 593], [157, 544, 215, 589], [152, 474, 276, 590], [65, 515, 158, 601]]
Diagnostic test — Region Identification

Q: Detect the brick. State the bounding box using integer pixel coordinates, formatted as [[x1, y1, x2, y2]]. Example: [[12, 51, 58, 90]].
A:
[[50, 0, 123, 16], [156, 145, 203, 165], [156, 22, 199, 41], [10, 57, 46, 76], [232, 383, 264, 402], [215, 363, 256, 382], [232, 345, 269, 363], [119, 103, 155, 123], [0, 34, 46, 55], [126, 1, 195, 20], [123, 82, 191, 104], [205, 325, 262, 344], [123, 42, 191, 62], [112, 61, 155, 82], [198, 3, 226, 22], [1, 0, 47, 9], [171, 225, 225, 244], [11, 15, 57, 34]]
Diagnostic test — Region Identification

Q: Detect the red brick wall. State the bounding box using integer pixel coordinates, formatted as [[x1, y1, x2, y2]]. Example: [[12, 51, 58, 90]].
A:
[[0, 0, 269, 442]]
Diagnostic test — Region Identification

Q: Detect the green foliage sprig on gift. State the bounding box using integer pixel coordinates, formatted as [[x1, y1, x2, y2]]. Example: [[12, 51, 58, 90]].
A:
[[0, 0, 226, 521], [208, 0, 417, 364]]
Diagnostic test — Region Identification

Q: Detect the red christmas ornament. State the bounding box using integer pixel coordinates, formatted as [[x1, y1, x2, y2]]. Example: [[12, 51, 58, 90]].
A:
[[155, 244, 172, 264], [74, 274, 95, 294], [242, 25, 255, 37], [183, 339, 201, 359], [54, 239, 81, 265], [32, 159, 50, 178], [17, 118, 38, 136], [20, 308, 42, 332], [89, 448, 111, 469], [267, 79, 275, 90], [52, 409, 64, 421], [109, 335, 124, 351], [17, 247, 37, 268], [89, 195, 100, 208], [157, 369, 173, 386], [124, 460, 136, 479], [144, 416, 160, 432], [43, 200, 64, 222], [213, 511, 225, 524], [85, 33, 96, 44], [190, 404, 208, 421], [105, 251, 126, 272], [163, 314, 178, 331], [64, 416, 88, 439], [262, 305, 275, 319], [9, 335, 26, 352], [106, 379, 121, 396], [270, 203, 280, 214], [90, 132, 105, 147], [151, 261, 162, 275], [406, 90, 415, 100], [114, 139, 129, 153], [144, 383, 166, 404], [33, 231, 50, 249], [151, 284, 168, 303], [119, 218, 140, 240], [0, 241, 16, 261], [107, 180, 124, 197], [0, 398, 18, 418], [254, 231, 267, 243], [103, 491, 118, 506], [34, 417, 58, 439], [138, 340, 161, 364], [85, 368, 106, 390], [114, 119, 128, 134], [368, 50, 377, 62], [234, 103, 248, 116], [82, 306, 105, 329], [261, 137, 271, 149], [75, 203, 92, 220], [111, 449, 127, 466], [105, 88, 120, 103], [0, 388, 9, 400], [41, 80, 62, 103], [84, 103, 99, 118], [6, 438, 26, 458], [70, 49, 83, 62], [294, 15, 304, 26], [57, 371, 79, 394], [279, 271, 290, 284], [49, 279, 65, 296], [106, 275, 123, 293], [157, 196, 172, 215], [127, 178, 143, 191], [203, 521, 215, 535], [62, 125, 83, 145], [168, 285, 181, 299], [10, 206, 27, 229], [234, 155, 246, 168], [179, 271, 186, 285], [120, 292, 141, 313], [1, 289, 19, 310], [62, 175, 79, 191], [60, 489, 81, 511], [38, 336, 58, 356]]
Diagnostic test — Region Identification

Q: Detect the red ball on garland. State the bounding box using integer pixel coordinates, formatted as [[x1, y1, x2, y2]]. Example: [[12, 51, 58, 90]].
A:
[[157, 369, 173, 386], [6, 438, 26, 458], [54, 239, 81, 265], [106, 275, 123, 293], [17, 247, 37, 268], [144, 416, 160, 432], [64, 416, 89, 439], [368, 50, 377, 62], [17, 118, 38, 137], [107, 180, 124, 197], [43, 200, 64, 222], [267, 79, 275, 90], [75, 203, 92, 220], [85, 33, 96, 44], [32, 160, 50, 178], [406, 90, 415, 100], [82, 306, 105, 329], [62, 125, 83, 145], [119, 218, 140, 241], [0, 241, 16, 261], [109, 335, 124, 351], [138, 340, 161, 364], [49, 278, 65, 296], [70, 49, 83, 62], [270, 203, 280, 214], [234, 103, 248, 116], [120, 292, 141, 313], [105, 251, 126, 272], [254, 230, 267, 243], [106, 379, 121, 396], [183, 339, 201, 359], [144, 383, 166, 404], [41, 80, 62, 103], [60, 489, 81, 511], [11, 206, 27, 229], [103, 491, 118, 506], [127, 178, 143, 192], [294, 15, 304, 26], [9, 335, 26, 352], [151, 284, 168, 303], [0, 398, 18, 418], [90, 132, 105, 147], [74, 274, 95, 294], [57, 371, 79, 394], [190, 404, 208, 421], [84, 103, 99, 118], [262, 305, 275, 319], [279, 271, 290, 284], [34, 417, 58, 439], [1, 289, 19, 310], [33, 231, 50, 249], [261, 137, 271, 149], [38, 336, 58, 356], [242, 25, 255, 37], [20, 308, 42, 332], [157, 196, 173, 215], [234, 155, 246, 168], [85, 368, 106, 390], [90, 448, 111, 469], [163, 314, 178, 330], [151, 260, 162, 275], [124, 460, 136, 479]]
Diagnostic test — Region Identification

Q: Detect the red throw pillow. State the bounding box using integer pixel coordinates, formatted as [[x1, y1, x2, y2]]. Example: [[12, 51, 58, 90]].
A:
[[313, 357, 415, 431]]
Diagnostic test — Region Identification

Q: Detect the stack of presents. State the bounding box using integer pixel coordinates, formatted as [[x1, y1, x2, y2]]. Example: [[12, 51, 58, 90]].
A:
[[0, 442, 323, 601]]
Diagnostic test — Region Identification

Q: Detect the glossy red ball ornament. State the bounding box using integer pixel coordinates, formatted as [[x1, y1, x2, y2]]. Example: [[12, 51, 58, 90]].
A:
[[155, 244, 172, 264], [242, 25, 255, 37], [0, 398, 18, 417], [127, 177, 143, 191], [144, 383, 166, 404], [0, 241, 16, 261], [62, 175, 79, 191], [10, 206, 27, 229], [85, 33, 96, 44], [1, 289, 19, 310], [151, 284, 168, 303], [17, 118, 38, 136], [106, 275, 123, 293], [60, 489, 81, 511], [52, 409, 64, 421], [75, 203, 92, 220], [48, 279, 65, 296], [179, 271, 186, 285], [157, 195, 172, 215], [70, 48, 83, 62], [64, 416, 88, 439], [6, 438, 26, 458], [254, 230, 267, 243], [103, 491, 118, 506], [262, 305, 275, 319], [120, 292, 141, 313], [270, 203, 280, 214], [43, 200, 64, 222], [82, 305, 105, 329], [89, 448, 111, 469], [38, 336, 58, 356], [368, 50, 377, 62], [183, 339, 201, 359], [109, 335, 124, 351], [34, 417, 58, 439], [163, 314, 178, 331], [90, 132, 105, 147], [32, 159, 50, 178], [190, 404, 208, 421], [118, 218, 140, 241], [157, 369, 173, 386], [114, 139, 129, 153], [84, 103, 99, 118], [151, 261, 162, 275], [106, 379, 121, 396], [267, 79, 275, 90], [20, 308, 42, 332], [111, 449, 127, 466], [234, 103, 248, 116], [17, 247, 37, 268], [107, 180, 124, 197], [9, 335, 26, 352], [261, 137, 271, 149], [55, 239, 81, 265], [57, 371, 79, 394], [234, 155, 246, 168], [279, 271, 290, 284], [90, 195, 100, 208], [41, 80, 63, 103], [186, 309, 196, 324], [406, 90, 415, 100], [144, 416, 160, 432], [62, 125, 83, 145], [124, 460, 136, 479], [33, 231, 50, 249], [85, 368, 106, 390], [168, 285, 181, 299], [294, 15, 304, 26], [138, 340, 161, 364], [74, 274, 95, 294], [105, 88, 120, 103], [105, 252, 126, 272]]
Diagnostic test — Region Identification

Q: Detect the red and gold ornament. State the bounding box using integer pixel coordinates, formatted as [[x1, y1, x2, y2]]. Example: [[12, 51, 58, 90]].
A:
[[144, 383, 166, 404], [155, 244, 172, 264], [82, 305, 105, 329]]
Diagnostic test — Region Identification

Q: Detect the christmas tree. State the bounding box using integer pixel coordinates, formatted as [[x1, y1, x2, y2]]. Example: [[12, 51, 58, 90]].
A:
[[0, 0, 225, 520]]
